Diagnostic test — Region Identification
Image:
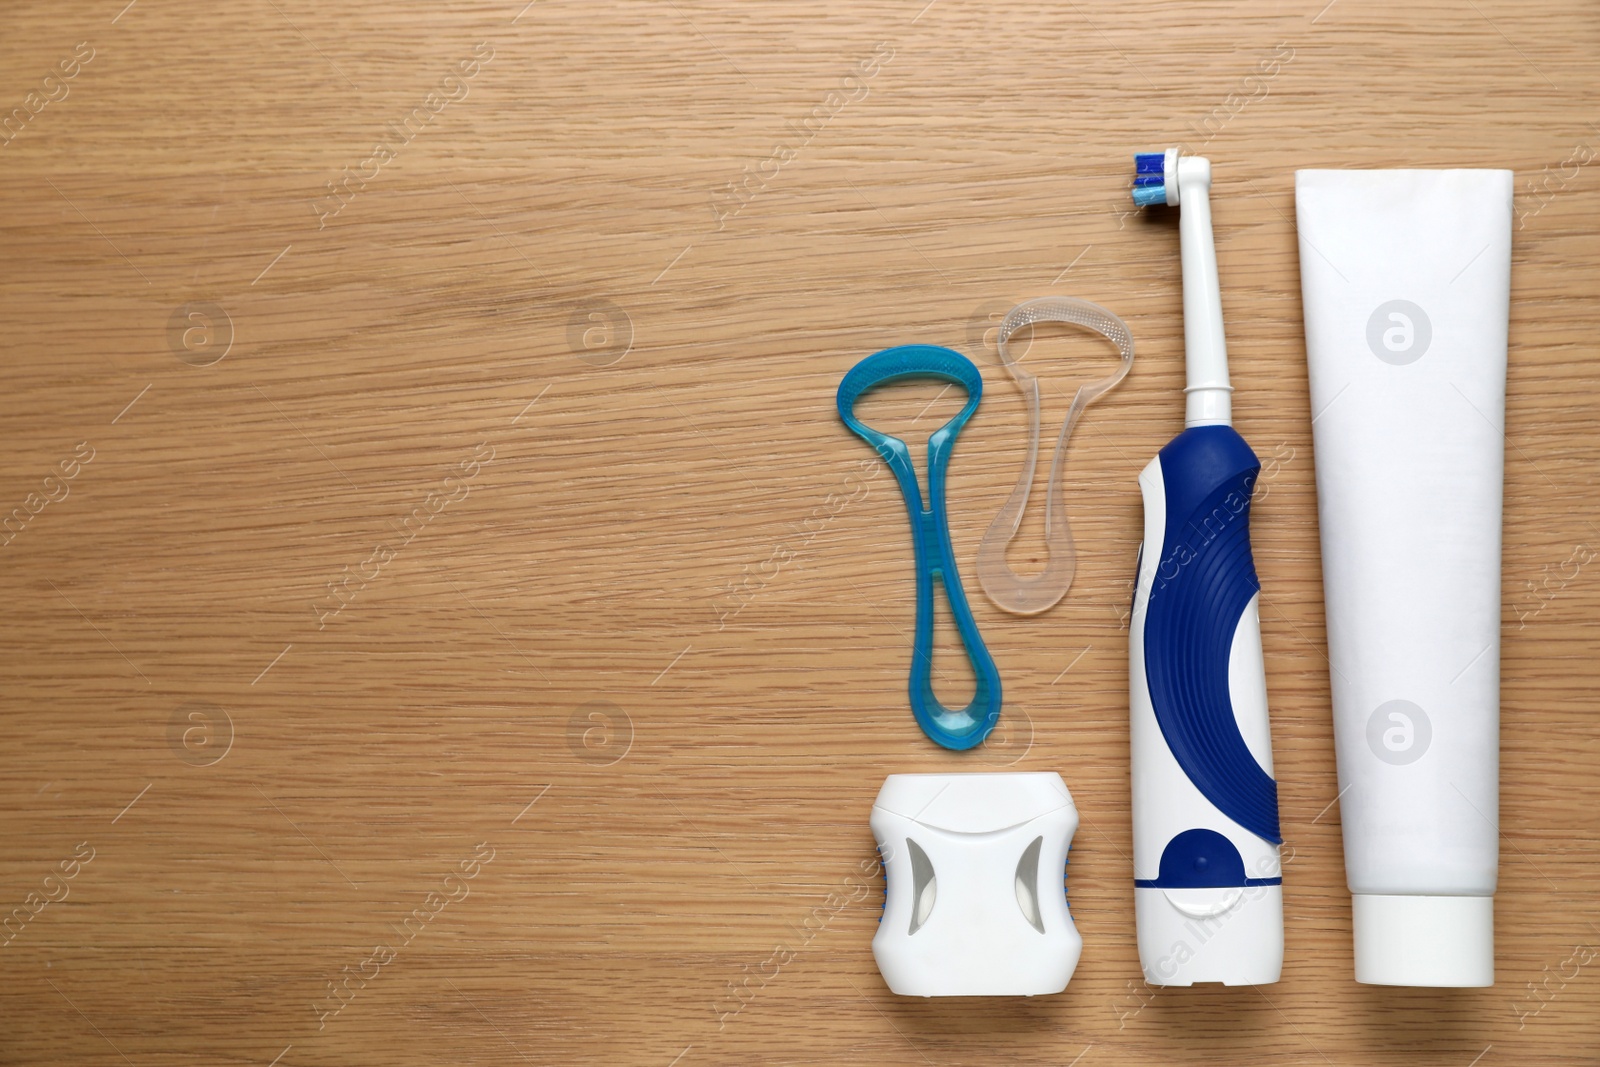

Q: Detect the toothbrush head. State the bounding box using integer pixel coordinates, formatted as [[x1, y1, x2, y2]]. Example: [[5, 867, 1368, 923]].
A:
[[1131, 148, 1180, 207]]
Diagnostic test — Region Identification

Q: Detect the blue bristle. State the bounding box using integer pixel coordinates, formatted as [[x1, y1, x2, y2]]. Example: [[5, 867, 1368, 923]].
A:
[[1132, 152, 1168, 206], [1131, 184, 1167, 207], [1134, 152, 1166, 175]]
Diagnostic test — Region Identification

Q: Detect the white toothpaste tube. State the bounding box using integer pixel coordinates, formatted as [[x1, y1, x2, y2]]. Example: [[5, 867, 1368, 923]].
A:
[[1295, 168, 1512, 987]]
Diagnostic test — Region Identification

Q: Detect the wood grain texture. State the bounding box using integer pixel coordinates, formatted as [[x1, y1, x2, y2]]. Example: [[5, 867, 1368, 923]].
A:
[[1, 1, 1597, 1064]]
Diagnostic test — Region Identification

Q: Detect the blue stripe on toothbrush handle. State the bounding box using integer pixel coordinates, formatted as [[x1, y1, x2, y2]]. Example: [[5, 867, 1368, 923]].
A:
[[1135, 877, 1281, 888], [1142, 425, 1282, 845]]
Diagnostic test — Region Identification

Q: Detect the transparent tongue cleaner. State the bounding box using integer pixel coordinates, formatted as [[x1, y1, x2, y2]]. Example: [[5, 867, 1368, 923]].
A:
[[976, 297, 1135, 615]]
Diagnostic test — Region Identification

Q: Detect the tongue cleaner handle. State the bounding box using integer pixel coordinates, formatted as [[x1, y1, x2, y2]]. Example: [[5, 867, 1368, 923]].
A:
[[836, 345, 1002, 751], [977, 298, 1135, 615]]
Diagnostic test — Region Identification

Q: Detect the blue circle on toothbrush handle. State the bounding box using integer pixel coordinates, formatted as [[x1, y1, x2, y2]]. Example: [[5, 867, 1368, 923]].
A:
[[837, 345, 1002, 751]]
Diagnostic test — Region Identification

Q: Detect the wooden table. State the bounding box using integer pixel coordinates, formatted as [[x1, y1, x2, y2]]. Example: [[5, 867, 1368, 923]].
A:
[[2, 1, 1597, 1063]]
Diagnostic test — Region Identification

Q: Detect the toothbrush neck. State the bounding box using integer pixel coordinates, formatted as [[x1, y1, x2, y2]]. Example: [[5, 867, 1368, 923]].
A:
[[1177, 158, 1233, 428]]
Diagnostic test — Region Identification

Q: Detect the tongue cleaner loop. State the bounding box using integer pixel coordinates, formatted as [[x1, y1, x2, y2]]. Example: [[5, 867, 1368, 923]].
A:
[[977, 297, 1135, 615], [836, 345, 1002, 751]]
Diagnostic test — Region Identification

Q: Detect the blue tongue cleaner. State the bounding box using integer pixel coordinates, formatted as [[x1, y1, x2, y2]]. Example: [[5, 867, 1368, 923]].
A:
[[836, 345, 1002, 751]]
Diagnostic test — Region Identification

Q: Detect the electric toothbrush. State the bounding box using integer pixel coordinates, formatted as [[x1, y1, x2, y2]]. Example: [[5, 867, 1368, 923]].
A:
[[1126, 149, 1283, 986]]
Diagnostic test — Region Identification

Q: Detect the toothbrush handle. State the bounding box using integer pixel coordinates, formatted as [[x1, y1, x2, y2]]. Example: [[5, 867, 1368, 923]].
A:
[[1136, 424, 1279, 844], [1127, 400, 1283, 985]]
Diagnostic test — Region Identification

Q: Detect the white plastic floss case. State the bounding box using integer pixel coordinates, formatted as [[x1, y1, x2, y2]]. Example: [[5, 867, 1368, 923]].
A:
[[870, 772, 1082, 996]]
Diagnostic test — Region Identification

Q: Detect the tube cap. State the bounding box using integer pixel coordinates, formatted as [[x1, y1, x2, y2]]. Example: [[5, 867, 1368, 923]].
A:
[[1135, 884, 1282, 986], [1352, 894, 1493, 987]]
